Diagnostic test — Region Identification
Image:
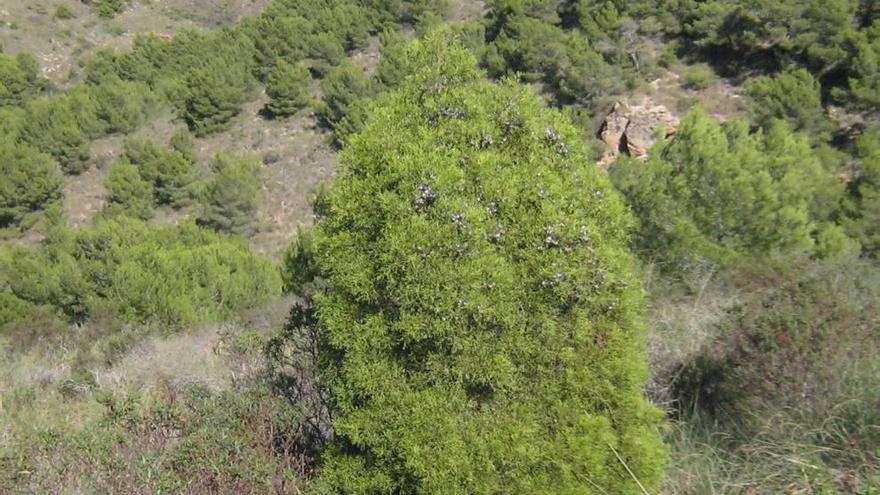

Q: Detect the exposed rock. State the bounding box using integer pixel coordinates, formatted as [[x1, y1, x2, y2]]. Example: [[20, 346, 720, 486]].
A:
[[598, 98, 679, 168]]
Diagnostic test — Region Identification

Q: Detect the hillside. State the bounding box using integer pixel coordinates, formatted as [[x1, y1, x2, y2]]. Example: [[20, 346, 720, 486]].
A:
[[1, 1, 878, 493]]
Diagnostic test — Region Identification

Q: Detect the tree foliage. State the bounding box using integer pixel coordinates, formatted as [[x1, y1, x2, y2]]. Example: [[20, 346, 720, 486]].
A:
[[843, 125, 880, 257], [181, 55, 257, 136], [120, 137, 197, 207], [0, 218, 280, 328], [0, 142, 63, 228], [198, 154, 261, 235], [0, 52, 47, 107], [102, 159, 155, 220], [285, 33, 666, 494], [317, 62, 376, 134], [611, 108, 841, 267], [265, 60, 312, 118], [745, 68, 834, 138]]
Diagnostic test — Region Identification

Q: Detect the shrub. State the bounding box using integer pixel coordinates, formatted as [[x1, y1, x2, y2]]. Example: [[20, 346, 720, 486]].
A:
[[20, 96, 91, 173], [121, 137, 197, 207], [0, 142, 63, 228], [284, 32, 667, 494], [91, 0, 127, 18], [611, 108, 841, 268], [102, 158, 154, 220], [197, 154, 261, 235], [317, 63, 375, 134], [180, 57, 256, 136], [843, 125, 880, 258], [2, 382, 309, 494], [745, 68, 835, 138], [265, 60, 312, 118], [1, 218, 281, 328], [376, 28, 408, 89], [169, 127, 197, 164], [0, 52, 47, 107], [669, 258, 880, 492], [88, 76, 151, 134], [54, 4, 75, 19], [682, 65, 716, 90]]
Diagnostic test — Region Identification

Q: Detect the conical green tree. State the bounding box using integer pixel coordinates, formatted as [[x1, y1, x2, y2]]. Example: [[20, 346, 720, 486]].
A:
[[198, 154, 261, 235], [265, 60, 312, 118], [291, 32, 667, 494]]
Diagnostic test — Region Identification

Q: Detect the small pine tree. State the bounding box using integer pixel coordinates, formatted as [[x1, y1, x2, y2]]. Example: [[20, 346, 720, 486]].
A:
[[198, 154, 260, 235], [843, 126, 880, 257], [286, 32, 667, 494], [0, 52, 47, 107], [376, 28, 408, 89], [121, 137, 197, 207], [265, 60, 312, 118], [745, 69, 835, 139], [181, 59, 256, 136], [21, 97, 91, 173], [102, 158, 155, 220], [317, 63, 375, 133], [0, 142, 63, 227], [611, 108, 839, 267]]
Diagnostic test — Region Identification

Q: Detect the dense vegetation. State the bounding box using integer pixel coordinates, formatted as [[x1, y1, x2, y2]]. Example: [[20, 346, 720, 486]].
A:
[[1, 0, 879, 493]]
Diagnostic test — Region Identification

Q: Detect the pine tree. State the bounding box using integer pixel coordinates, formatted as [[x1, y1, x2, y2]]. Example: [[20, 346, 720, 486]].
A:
[[265, 60, 312, 118], [611, 108, 839, 267], [181, 58, 256, 136], [0, 142, 63, 227], [102, 158, 155, 220], [198, 154, 260, 235]]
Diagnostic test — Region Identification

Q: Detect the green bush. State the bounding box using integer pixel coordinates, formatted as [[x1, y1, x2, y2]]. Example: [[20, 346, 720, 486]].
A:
[[265, 60, 312, 118], [611, 108, 842, 268], [88, 76, 151, 134], [0, 52, 47, 107], [843, 125, 880, 258], [180, 57, 256, 136], [91, 0, 128, 18], [102, 158, 154, 220], [745, 68, 835, 138], [54, 4, 75, 19], [20, 96, 91, 173], [682, 65, 716, 90], [0, 142, 63, 228], [198, 154, 261, 235], [286, 32, 667, 494], [1, 218, 281, 328], [120, 137, 197, 207], [169, 127, 197, 163], [317, 63, 375, 139], [376, 28, 409, 89]]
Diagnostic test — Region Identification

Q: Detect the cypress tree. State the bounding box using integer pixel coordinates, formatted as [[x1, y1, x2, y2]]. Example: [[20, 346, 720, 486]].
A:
[[288, 32, 667, 494]]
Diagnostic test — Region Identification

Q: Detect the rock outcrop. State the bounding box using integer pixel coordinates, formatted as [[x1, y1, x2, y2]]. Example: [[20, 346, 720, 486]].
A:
[[598, 99, 679, 168]]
